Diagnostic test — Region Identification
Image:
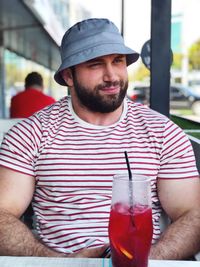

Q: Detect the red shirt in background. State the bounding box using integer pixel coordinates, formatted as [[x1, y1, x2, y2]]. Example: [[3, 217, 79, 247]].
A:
[[10, 87, 56, 118]]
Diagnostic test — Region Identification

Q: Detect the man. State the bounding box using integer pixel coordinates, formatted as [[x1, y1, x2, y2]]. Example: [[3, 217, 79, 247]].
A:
[[10, 72, 56, 118], [0, 18, 200, 259]]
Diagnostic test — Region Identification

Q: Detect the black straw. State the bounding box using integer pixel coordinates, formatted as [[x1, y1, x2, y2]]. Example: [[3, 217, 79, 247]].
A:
[[124, 151, 132, 181], [124, 151, 135, 221]]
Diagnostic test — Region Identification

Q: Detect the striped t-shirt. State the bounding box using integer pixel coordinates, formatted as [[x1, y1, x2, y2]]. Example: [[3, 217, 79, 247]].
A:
[[0, 96, 198, 254]]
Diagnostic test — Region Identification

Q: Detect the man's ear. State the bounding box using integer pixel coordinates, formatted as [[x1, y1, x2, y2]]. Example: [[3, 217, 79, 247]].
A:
[[62, 68, 73, 86]]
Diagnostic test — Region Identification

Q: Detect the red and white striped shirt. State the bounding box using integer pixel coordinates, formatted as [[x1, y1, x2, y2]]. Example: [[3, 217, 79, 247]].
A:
[[0, 97, 198, 253]]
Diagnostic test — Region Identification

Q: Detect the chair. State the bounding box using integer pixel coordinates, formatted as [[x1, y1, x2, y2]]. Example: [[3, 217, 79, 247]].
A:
[[187, 134, 200, 174], [0, 118, 22, 144], [188, 135, 200, 260]]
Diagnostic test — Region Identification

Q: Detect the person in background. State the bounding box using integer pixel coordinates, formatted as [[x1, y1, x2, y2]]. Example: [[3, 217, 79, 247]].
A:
[[0, 18, 200, 259], [10, 72, 56, 118]]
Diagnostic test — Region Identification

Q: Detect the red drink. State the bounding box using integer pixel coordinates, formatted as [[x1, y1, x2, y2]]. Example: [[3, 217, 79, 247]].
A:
[[109, 202, 153, 267]]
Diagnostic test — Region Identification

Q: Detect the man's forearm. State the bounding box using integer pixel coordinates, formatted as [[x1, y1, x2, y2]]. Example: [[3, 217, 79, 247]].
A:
[[0, 209, 63, 257], [150, 208, 200, 260]]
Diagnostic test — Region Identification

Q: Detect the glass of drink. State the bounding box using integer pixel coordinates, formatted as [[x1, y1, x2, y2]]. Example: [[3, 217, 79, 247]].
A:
[[108, 174, 153, 267]]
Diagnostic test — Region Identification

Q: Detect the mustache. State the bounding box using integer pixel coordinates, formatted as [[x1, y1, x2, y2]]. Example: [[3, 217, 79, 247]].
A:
[[96, 80, 124, 90]]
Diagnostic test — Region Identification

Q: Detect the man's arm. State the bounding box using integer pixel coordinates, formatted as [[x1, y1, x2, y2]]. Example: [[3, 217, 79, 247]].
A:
[[150, 176, 200, 260], [0, 166, 107, 257]]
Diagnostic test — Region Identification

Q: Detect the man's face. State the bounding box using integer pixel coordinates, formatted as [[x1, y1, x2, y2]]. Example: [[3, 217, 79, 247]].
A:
[[68, 54, 128, 113]]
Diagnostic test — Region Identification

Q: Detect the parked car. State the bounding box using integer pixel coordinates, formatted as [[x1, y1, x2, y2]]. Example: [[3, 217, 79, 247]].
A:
[[128, 84, 200, 116], [128, 85, 149, 105]]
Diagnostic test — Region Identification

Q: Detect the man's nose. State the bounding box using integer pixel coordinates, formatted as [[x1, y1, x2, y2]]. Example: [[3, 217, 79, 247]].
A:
[[103, 65, 117, 82]]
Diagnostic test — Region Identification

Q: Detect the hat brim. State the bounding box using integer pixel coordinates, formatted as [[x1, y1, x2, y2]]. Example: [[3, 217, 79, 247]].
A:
[[54, 43, 139, 86]]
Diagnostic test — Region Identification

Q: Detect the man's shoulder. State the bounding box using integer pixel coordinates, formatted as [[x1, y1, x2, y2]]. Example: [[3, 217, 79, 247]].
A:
[[35, 96, 69, 119], [11, 88, 39, 100], [11, 90, 26, 100], [127, 99, 168, 123], [12, 97, 70, 136], [40, 93, 56, 104]]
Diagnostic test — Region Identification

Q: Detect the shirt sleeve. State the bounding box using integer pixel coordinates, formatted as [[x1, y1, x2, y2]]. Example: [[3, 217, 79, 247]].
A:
[[0, 118, 42, 176], [158, 119, 199, 179]]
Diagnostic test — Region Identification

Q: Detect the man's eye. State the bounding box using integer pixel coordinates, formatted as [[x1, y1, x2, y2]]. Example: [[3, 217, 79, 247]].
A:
[[114, 58, 124, 63], [89, 62, 102, 67]]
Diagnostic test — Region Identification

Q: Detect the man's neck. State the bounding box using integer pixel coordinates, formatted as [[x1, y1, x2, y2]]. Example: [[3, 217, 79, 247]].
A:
[[70, 98, 124, 126], [26, 85, 43, 92]]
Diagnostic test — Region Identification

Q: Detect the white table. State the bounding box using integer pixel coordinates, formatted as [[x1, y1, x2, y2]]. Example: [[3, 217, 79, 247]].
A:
[[0, 257, 199, 267]]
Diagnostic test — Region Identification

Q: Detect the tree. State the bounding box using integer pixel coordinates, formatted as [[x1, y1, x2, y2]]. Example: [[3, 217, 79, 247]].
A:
[[171, 53, 183, 70], [188, 39, 200, 70], [130, 63, 150, 82]]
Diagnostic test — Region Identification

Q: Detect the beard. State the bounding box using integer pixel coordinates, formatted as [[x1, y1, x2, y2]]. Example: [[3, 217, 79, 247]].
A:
[[72, 73, 128, 113]]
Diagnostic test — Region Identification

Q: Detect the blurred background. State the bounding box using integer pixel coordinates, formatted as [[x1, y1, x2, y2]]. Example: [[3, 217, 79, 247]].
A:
[[0, 0, 200, 122]]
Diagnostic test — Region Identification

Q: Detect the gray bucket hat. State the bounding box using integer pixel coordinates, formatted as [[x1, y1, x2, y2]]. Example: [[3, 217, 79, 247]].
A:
[[54, 18, 139, 86]]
